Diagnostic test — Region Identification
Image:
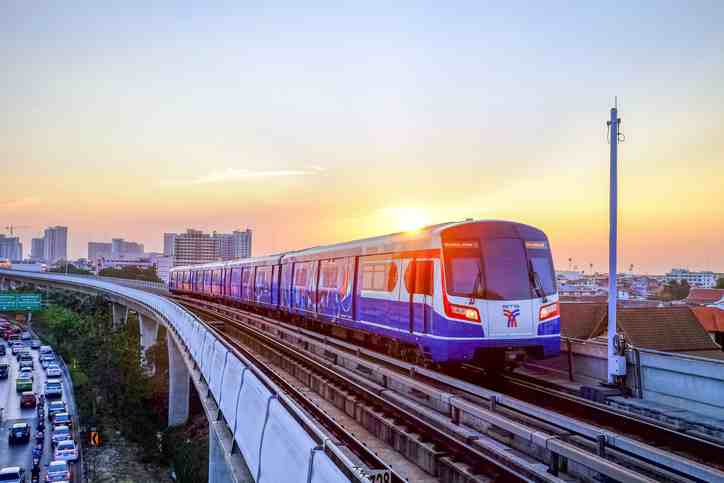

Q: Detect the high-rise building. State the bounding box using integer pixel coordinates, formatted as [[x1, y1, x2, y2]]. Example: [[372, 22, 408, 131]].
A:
[[43, 226, 68, 264], [88, 242, 112, 262], [232, 229, 252, 258], [163, 233, 177, 257], [173, 229, 218, 266], [30, 238, 45, 261], [0, 235, 22, 261], [111, 238, 144, 259], [168, 228, 252, 266], [212, 232, 235, 260]]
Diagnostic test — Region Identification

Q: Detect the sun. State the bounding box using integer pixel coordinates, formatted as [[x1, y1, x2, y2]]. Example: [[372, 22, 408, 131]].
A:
[[383, 207, 431, 232]]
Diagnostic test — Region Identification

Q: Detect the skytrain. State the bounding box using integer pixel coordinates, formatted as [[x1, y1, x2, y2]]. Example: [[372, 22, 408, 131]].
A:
[[169, 219, 560, 368]]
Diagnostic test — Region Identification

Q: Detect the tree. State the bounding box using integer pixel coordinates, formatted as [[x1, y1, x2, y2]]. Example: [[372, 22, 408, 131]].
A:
[[98, 266, 163, 283], [49, 263, 92, 275], [661, 280, 690, 300], [716, 278, 724, 289]]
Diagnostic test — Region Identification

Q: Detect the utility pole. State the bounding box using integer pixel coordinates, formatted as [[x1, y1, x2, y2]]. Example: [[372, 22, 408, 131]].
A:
[[607, 100, 626, 384]]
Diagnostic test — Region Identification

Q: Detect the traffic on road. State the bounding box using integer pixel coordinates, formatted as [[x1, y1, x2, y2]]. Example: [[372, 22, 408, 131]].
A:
[[1, 316, 78, 483]]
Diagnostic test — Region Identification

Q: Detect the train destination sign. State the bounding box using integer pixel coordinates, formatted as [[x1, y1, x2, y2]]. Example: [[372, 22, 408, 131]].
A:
[[0, 292, 43, 311]]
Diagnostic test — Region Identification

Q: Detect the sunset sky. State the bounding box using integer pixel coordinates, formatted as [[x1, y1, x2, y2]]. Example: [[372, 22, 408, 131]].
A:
[[2, 2, 723, 274]]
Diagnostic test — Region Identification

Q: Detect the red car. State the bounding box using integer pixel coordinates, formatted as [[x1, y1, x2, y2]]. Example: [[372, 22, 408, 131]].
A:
[[20, 391, 37, 408]]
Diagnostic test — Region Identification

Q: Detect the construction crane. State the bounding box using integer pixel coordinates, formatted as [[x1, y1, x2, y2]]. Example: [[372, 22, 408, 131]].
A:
[[5, 225, 30, 236]]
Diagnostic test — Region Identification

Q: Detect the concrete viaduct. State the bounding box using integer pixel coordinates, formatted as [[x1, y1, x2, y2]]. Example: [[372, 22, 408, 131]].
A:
[[0, 270, 355, 483]]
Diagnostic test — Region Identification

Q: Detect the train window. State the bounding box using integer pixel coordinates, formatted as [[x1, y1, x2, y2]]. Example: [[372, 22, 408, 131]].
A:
[[320, 263, 339, 289], [362, 262, 397, 292], [404, 260, 433, 296], [482, 238, 530, 300], [294, 265, 308, 287], [256, 269, 268, 286], [242, 269, 251, 285]]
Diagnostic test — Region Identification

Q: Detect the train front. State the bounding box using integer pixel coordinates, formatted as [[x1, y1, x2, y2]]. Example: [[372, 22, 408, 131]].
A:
[[440, 220, 560, 367]]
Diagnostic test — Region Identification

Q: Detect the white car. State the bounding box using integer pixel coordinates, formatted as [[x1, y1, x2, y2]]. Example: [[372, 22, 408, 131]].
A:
[[51, 425, 72, 446], [46, 365, 62, 378], [19, 367, 34, 380], [53, 439, 78, 461], [39, 345, 53, 355], [45, 460, 71, 482]]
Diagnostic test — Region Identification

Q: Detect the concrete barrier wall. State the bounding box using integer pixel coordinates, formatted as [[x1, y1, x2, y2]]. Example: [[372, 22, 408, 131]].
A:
[[636, 349, 724, 419], [0, 270, 349, 483], [563, 338, 724, 418]]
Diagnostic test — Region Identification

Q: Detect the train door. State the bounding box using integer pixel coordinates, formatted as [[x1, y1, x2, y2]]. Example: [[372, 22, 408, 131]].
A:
[[404, 259, 434, 334]]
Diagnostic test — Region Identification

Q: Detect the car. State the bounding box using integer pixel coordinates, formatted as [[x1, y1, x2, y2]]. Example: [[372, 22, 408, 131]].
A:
[[19, 358, 34, 370], [45, 460, 71, 482], [47, 401, 67, 421], [0, 344, 5, 356], [39, 345, 53, 355], [20, 391, 36, 408], [15, 347, 30, 361], [30, 339, 41, 349], [15, 376, 32, 393], [51, 412, 72, 429], [46, 365, 62, 378], [20, 331, 31, 340], [45, 379, 63, 399], [53, 439, 79, 461], [19, 367, 33, 380], [0, 466, 26, 483], [0, 362, 8, 379], [8, 422, 30, 444], [10, 343, 23, 355], [51, 425, 72, 447], [40, 355, 56, 369]]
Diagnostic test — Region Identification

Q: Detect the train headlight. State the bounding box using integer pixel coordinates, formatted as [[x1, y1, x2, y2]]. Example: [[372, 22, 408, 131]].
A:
[[539, 301, 560, 321], [449, 304, 480, 322]]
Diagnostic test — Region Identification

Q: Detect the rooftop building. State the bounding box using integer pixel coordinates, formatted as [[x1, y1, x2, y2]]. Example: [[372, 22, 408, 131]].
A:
[[560, 303, 724, 360], [664, 268, 717, 288]]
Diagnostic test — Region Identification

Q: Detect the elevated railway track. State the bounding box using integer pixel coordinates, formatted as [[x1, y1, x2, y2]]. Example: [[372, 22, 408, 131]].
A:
[[171, 295, 724, 483]]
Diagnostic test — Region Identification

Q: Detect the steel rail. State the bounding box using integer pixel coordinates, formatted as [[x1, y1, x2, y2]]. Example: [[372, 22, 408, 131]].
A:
[[170, 295, 724, 483], [182, 307, 401, 483], [495, 371, 724, 465], [179, 298, 564, 483]]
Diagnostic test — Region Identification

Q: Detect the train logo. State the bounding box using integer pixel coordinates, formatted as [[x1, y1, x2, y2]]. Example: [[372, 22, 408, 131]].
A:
[[502, 305, 520, 328]]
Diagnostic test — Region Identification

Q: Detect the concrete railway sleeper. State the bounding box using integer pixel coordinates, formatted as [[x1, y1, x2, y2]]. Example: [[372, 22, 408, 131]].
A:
[[182, 301, 565, 483], [172, 295, 724, 483]]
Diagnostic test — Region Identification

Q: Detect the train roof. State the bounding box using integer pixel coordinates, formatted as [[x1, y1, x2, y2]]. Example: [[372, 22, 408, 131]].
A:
[[171, 219, 542, 270]]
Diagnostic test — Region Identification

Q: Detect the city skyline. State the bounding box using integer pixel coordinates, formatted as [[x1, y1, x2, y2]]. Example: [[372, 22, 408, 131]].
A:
[[2, 3, 723, 273]]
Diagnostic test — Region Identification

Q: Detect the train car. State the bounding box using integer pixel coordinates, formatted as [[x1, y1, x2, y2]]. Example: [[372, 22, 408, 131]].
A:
[[170, 219, 560, 367]]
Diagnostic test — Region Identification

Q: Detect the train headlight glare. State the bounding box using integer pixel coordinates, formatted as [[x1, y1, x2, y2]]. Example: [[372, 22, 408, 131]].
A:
[[539, 301, 560, 320], [449, 304, 480, 322]]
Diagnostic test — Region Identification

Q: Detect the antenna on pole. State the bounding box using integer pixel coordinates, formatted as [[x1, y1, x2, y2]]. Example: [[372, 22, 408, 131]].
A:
[[606, 101, 626, 385]]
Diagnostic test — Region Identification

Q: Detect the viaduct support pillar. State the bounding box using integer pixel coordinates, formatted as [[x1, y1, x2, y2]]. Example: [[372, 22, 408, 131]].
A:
[[167, 332, 190, 427], [111, 303, 128, 329], [139, 314, 159, 354], [139, 314, 159, 373], [209, 422, 234, 483]]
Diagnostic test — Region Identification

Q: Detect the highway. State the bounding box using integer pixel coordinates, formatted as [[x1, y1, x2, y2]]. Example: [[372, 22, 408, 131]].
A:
[[0, 338, 78, 482]]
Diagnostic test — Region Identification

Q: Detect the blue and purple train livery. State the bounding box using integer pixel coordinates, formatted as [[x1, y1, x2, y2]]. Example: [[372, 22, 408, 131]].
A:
[[169, 220, 560, 367]]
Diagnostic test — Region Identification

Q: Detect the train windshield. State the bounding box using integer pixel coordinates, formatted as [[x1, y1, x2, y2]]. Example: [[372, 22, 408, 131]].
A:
[[444, 237, 556, 301]]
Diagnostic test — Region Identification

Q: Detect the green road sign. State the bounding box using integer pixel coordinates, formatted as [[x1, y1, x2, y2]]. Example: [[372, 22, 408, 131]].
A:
[[0, 292, 42, 311]]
